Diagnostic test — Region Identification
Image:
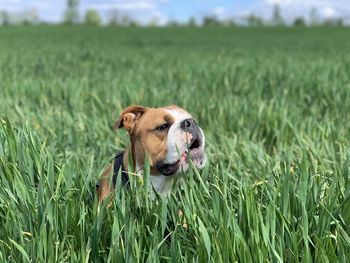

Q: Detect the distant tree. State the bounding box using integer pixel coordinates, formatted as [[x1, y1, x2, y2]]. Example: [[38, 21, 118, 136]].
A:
[[84, 9, 101, 26], [336, 18, 344, 27], [120, 14, 133, 26], [129, 20, 138, 27], [167, 19, 180, 27], [272, 4, 284, 26], [223, 17, 236, 26], [293, 17, 306, 26], [0, 11, 10, 25], [108, 9, 119, 26], [188, 16, 196, 26], [246, 14, 263, 26], [202, 15, 220, 26], [148, 17, 159, 27], [310, 7, 319, 26], [63, 0, 80, 24], [323, 18, 344, 27], [30, 9, 39, 24], [22, 9, 39, 25], [108, 10, 136, 27]]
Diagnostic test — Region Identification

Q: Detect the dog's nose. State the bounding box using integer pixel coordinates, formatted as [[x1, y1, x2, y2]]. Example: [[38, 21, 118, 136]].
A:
[[180, 118, 194, 129]]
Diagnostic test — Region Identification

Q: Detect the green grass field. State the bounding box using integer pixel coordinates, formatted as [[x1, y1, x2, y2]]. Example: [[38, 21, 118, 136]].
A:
[[1, 26, 350, 262]]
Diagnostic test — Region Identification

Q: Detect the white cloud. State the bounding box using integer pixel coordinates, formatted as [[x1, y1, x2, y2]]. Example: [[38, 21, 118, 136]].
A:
[[149, 10, 169, 25], [0, 0, 25, 12], [86, 0, 168, 11], [265, 0, 296, 5], [320, 6, 337, 18], [212, 6, 228, 17], [89, 2, 157, 11]]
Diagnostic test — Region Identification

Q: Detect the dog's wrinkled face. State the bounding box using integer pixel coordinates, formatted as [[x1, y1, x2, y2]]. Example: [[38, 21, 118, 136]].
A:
[[116, 105, 206, 176]]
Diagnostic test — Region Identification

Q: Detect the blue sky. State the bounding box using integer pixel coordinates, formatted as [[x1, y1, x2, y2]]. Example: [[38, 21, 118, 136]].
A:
[[1, 0, 350, 24]]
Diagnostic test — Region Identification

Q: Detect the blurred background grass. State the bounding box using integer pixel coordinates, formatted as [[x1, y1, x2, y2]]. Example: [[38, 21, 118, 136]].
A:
[[0, 26, 350, 262]]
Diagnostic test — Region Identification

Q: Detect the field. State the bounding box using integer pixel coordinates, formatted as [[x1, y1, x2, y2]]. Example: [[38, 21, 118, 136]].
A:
[[1, 26, 350, 262]]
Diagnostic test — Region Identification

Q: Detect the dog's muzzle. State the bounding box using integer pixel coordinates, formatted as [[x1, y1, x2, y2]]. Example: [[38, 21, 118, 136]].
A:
[[156, 120, 206, 176]]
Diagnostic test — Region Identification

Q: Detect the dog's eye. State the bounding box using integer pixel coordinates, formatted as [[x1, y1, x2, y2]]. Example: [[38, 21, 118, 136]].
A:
[[155, 123, 170, 131]]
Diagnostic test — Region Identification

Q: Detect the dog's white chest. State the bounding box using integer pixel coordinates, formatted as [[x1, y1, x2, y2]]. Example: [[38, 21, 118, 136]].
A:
[[149, 175, 174, 197]]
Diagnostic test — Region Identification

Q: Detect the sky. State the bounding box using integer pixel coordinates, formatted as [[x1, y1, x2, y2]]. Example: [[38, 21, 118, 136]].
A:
[[1, 0, 350, 24]]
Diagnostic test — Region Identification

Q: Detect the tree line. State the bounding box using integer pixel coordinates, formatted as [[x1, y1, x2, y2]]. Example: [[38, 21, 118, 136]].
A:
[[0, 1, 347, 27]]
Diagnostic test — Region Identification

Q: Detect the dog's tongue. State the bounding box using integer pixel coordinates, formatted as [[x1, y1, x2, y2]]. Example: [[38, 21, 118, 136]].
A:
[[181, 152, 187, 164], [180, 148, 204, 165]]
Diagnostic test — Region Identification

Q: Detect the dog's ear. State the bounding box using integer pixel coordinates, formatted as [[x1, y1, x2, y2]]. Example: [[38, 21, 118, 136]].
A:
[[114, 105, 148, 134]]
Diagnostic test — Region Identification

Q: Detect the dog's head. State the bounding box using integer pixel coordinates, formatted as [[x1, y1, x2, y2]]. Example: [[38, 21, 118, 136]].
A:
[[115, 105, 206, 176]]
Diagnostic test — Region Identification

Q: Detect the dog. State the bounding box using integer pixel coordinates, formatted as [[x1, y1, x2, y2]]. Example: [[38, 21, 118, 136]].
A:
[[97, 105, 207, 201]]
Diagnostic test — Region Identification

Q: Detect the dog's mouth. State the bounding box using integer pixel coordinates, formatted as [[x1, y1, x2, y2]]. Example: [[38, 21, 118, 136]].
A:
[[156, 160, 181, 176], [182, 138, 206, 167], [189, 138, 201, 150], [156, 138, 205, 176]]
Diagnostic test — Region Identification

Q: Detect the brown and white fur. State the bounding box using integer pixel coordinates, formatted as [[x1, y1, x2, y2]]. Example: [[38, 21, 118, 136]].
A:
[[97, 105, 206, 201]]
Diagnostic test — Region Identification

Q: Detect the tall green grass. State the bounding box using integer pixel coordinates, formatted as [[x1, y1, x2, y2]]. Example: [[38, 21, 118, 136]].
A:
[[0, 26, 350, 262]]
